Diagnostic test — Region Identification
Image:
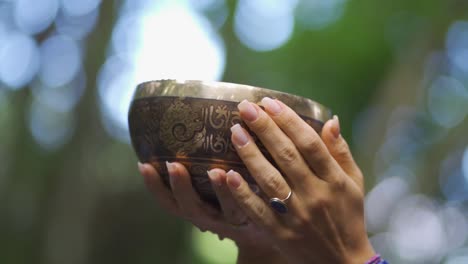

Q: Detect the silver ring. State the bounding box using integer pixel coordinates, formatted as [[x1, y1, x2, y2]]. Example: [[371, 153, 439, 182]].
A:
[[269, 190, 292, 214]]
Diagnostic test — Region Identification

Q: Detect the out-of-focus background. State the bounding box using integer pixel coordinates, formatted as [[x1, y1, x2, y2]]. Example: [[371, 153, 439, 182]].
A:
[[1, 0, 467, 263]]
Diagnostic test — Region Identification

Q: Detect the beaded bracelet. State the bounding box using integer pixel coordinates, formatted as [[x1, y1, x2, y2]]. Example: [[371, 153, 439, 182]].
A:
[[365, 254, 389, 264]]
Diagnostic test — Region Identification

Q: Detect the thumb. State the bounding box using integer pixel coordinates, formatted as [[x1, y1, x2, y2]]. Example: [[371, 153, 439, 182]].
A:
[[321, 115, 364, 190]]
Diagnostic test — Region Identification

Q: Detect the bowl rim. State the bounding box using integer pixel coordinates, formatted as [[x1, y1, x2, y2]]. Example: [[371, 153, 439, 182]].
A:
[[132, 79, 332, 122]]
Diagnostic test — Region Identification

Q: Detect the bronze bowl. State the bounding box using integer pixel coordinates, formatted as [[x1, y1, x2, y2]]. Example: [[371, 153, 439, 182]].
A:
[[128, 80, 332, 208]]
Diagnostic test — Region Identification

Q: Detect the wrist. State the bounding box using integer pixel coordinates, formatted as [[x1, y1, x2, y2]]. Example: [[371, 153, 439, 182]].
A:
[[347, 238, 376, 264]]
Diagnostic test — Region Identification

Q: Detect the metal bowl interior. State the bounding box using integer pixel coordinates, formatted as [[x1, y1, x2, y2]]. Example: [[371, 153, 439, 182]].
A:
[[128, 80, 332, 208]]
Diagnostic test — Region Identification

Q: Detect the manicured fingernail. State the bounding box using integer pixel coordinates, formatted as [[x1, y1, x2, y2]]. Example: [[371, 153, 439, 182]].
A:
[[207, 170, 222, 186], [230, 124, 249, 147], [261, 97, 282, 115], [166, 161, 176, 176], [226, 170, 242, 189], [137, 162, 144, 172], [238, 100, 258, 122], [331, 115, 340, 139]]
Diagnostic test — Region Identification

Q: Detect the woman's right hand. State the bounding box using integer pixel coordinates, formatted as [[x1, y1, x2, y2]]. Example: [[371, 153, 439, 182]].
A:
[[223, 99, 375, 264]]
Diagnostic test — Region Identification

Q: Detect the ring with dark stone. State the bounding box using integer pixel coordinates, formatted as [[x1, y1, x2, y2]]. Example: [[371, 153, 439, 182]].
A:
[[269, 191, 292, 214]]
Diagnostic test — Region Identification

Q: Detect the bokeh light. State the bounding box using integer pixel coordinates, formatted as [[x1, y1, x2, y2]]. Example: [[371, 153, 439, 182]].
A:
[[439, 148, 468, 202], [446, 21, 468, 74], [365, 176, 410, 233], [295, 0, 348, 30], [427, 75, 468, 128], [0, 32, 40, 89], [439, 205, 468, 252], [234, 0, 297, 51], [28, 99, 76, 151], [31, 70, 86, 113], [375, 112, 422, 170], [463, 146, 468, 183], [369, 233, 392, 263], [98, 0, 226, 140], [60, 0, 101, 17], [389, 195, 445, 263], [97, 55, 135, 141], [55, 8, 99, 40], [39, 34, 82, 88], [14, 0, 59, 34], [133, 4, 225, 82], [445, 248, 468, 264], [188, 0, 228, 29]]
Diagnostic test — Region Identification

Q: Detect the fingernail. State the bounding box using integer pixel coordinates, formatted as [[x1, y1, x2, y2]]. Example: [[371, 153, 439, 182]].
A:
[[137, 162, 144, 172], [238, 100, 258, 122], [226, 170, 242, 189], [230, 124, 249, 147], [166, 161, 176, 176], [207, 170, 221, 186], [331, 115, 340, 139], [261, 97, 282, 115]]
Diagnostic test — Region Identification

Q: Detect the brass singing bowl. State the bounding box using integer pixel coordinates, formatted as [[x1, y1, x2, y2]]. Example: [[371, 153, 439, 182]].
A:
[[128, 80, 332, 208]]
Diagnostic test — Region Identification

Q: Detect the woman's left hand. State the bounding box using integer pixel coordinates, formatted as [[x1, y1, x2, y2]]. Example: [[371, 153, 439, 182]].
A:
[[138, 161, 287, 263], [224, 98, 375, 264]]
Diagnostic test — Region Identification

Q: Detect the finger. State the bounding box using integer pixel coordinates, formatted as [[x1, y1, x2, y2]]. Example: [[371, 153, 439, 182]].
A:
[[321, 116, 364, 190], [167, 162, 218, 219], [237, 100, 321, 189], [225, 169, 283, 233], [260, 97, 340, 182], [137, 162, 179, 215], [207, 169, 247, 225], [230, 123, 295, 201]]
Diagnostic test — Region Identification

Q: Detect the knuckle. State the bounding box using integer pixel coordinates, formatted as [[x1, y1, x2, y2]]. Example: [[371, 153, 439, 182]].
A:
[[262, 170, 284, 194], [308, 196, 329, 212], [241, 148, 259, 161], [277, 230, 301, 243], [237, 185, 252, 202], [278, 113, 297, 128], [301, 136, 323, 156], [331, 176, 347, 191], [274, 228, 291, 240], [254, 200, 268, 219], [276, 144, 299, 164], [335, 140, 351, 158], [252, 117, 272, 135], [293, 211, 312, 230]]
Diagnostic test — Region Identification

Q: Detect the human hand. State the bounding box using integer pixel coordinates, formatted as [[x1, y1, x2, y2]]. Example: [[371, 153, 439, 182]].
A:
[[138, 162, 287, 263], [224, 98, 375, 264]]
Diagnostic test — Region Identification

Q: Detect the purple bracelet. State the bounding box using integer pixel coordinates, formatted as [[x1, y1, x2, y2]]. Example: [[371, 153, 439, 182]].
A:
[[365, 254, 389, 264]]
